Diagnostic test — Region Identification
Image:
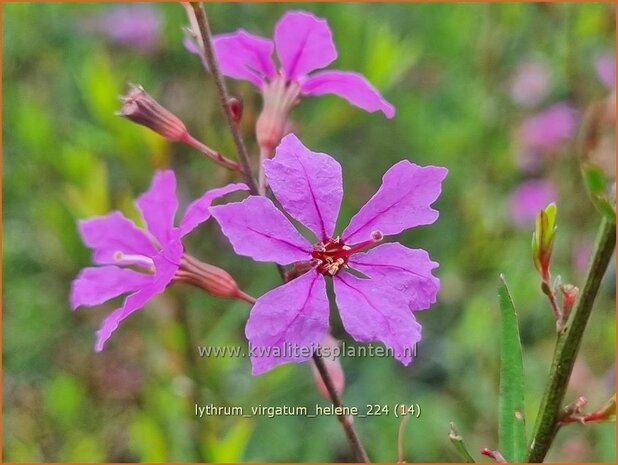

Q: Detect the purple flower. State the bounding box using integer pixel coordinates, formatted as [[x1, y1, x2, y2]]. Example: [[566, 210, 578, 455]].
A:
[[509, 59, 551, 108], [95, 5, 162, 54], [71, 170, 247, 351], [211, 134, 446, 374], [516, 102, 579, 170], [184, 10, 394, 119], [508, 179, 557, 228], [595, 53, 616, 90]]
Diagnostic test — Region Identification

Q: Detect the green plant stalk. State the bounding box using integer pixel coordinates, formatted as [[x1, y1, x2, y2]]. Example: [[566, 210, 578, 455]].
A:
[[190, 2, 258, 195], [528, 218, 615, 462]]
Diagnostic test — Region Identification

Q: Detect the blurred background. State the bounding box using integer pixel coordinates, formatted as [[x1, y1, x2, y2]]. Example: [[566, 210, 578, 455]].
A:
[[3, 2, 616, 462]]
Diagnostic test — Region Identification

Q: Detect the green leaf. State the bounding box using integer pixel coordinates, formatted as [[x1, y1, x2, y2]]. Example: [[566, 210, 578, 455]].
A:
[[498, 275, 527, 462], [448, 422, 476, 462]]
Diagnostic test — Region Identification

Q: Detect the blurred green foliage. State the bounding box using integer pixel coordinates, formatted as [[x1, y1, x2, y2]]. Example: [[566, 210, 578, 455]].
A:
[[3, 2, 615, 462]]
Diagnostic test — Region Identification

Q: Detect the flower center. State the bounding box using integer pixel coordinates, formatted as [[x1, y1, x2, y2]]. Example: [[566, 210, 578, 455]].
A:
[[311, 231, 383, 276]]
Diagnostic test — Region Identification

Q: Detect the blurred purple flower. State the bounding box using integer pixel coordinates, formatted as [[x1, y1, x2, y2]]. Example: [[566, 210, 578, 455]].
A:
[[71, 170, 247, 351], [508, 179, 556, 228], [595, 53, 616, 90], [95, 5, 161, 53], [572, 238, 592, 275], [509, 59, 552, 108], [184, 10, 394, 118], [211, 134, 446, 374], [516, 103, 579, 172]]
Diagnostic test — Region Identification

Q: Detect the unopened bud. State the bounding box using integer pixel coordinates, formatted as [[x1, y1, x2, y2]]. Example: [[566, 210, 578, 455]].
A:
[[118, 84, 189, 142], [227, 97, 243, 124], [480, 448, 507, 463], [174, 254, 254, 303], [560, 284, 579, 318], [532, 202, 557, 281], [311, 334, 345, 400]]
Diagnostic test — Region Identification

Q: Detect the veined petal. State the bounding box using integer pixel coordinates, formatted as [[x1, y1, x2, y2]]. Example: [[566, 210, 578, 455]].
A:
[[94, 237, 182, 352], [342, 161, 448, 244], [136, 170, 178, 246], [302, 70, 395, 118], [70, 266, 152, 310], [246, 271, 329, 375], [78, 211, 157, 265], [179, 182, 249, 237], [214, 30, 276, 87], [348, 242, 439, 311], [334, 273, 421, 365], [274, 11, 337, 80], [264, 134, 343, 240], [211, 196, 311, 265]]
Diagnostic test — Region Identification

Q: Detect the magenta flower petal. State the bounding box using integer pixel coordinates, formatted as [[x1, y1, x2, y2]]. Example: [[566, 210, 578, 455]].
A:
[[263, 134, 343, 240], [78, 212, 157, 265], [245, 271, 329, 375], [274, 11, 337, 80], [302, 70, 395, 118], [334, 273, 421, 365], [136, 170, 178, 246], [213, 30, 277, 87], [70, 266, 152, 310], [211, 196, 311, 265], [342, 161, 448, 244], [348, 242, 439, 311], [179, 182, 249, 237], [518, 103, 579, 153], [94, 237, 182, 352]]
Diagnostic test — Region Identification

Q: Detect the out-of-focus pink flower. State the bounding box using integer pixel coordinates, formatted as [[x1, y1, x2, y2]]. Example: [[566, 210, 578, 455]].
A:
[[509, 59, 552, 108], [311, 334, 345, 399], [516, 103, 579, 169], [95, 5, 161, 53], [572, 238, 592, 274], [595, 53, 616, 90], [508, 179, 557, 228], [71, 170, 247, 351], [211, 134, 446, 374]]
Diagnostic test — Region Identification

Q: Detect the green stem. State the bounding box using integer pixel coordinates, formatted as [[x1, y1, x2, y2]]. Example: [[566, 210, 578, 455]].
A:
[[528, 218, 615, 462]]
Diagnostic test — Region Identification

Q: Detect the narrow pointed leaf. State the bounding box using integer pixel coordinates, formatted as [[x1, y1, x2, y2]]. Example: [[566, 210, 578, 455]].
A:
[[498, 275, 527, 462]]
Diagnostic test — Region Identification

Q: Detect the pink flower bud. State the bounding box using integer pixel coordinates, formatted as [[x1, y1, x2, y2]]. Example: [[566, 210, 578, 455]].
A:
[[560, 284, 579, 318], [174, 254, 254, 303], [118, 84, 189, 142], [311, 334, 345, 400], [227, 97, 243, 124]]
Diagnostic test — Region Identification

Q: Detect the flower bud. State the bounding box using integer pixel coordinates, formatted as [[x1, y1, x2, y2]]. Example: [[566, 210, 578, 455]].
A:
[[118, 84, 189, 142], [174, 254, 254, 303], [560, 284, 579, 319], [311, 334, 345, 400], [227, 97, 243, 124], [532, 202, 557, 281], [480, 448, 506, 463]]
